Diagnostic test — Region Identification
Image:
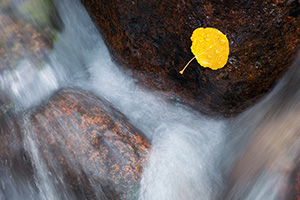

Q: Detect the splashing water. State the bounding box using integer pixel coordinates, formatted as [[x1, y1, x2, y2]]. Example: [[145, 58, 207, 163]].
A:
[[0, 0, 299, 199]]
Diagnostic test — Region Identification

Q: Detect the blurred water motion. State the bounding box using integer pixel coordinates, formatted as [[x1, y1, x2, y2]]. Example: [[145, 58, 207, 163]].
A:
[[222, 54, 300, 200], [0, 0, 299, 199], [0, 0, 59, 112]]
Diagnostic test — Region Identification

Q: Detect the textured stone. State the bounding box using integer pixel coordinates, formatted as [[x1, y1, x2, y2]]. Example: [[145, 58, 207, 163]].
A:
[[0, 13, 52, 70], [81, 0, 300, 117], [0, 1, 64, 115], [289, 162, 300, 200], [30, 88, 150, 199]]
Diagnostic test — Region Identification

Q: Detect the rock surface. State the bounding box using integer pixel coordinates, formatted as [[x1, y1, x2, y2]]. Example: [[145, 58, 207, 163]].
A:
[[81, 0, 300, 117], [0, 0, 63, 115], [29, 88, 150, 199], [0, 13, 52, 71], [0, 0, 63, 71], [289, 162, 300, 200]]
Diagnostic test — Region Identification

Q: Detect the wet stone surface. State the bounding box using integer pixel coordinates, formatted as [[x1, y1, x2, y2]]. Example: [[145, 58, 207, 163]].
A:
[[81, 0, 300, 117], [0, 13, 52, 71], [0, 0, 62, 71], [30, 88, 151, 199], [289, 162, 300, 200], [0, 0, 63, 115]]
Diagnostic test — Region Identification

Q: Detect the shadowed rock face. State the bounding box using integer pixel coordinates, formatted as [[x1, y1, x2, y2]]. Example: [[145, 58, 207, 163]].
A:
[[30, 89, 150, 199], [81, 0, 300, 117]]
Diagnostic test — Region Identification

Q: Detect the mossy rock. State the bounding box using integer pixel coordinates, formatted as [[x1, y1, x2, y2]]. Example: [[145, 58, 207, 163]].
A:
[[0, 13, 53, 71], [0, 12, 52, 115], [0, 0, 63, 31], [0, 0, 63, 116], [0, 0, 10, 9], [17, 0, 63, 31]]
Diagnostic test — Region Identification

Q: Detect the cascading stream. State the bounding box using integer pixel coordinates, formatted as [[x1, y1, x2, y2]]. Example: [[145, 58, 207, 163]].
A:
[[0, 0, 299, 199]]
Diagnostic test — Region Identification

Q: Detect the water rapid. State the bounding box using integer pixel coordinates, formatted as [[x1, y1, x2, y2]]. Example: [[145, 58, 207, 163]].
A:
[[0, 0, 299, 199]]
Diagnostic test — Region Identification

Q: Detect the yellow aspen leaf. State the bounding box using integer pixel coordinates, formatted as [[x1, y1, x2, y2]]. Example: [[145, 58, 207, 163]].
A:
[[179, 27, 229, 74]]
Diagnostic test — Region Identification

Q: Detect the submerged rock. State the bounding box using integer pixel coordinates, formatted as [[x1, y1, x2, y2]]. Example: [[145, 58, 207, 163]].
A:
[[29, 88, 150, 199], [0, 13, 52, 71], [0, 12, 52, 115], [0, 0, 63, 32], [81, 0, 300, 117], [0, 0, 64, 114]]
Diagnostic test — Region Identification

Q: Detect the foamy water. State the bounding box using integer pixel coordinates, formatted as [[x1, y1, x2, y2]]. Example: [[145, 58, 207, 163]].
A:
[[0, 0, 299, 199]]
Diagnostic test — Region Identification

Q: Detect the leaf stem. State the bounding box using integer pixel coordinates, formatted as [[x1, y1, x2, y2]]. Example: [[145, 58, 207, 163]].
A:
[[179, 56, 196, 74]]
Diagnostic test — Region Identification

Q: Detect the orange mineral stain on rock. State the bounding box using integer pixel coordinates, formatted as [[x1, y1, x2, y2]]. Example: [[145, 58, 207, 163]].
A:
[[30, 88, 151, 199], [81, 0, 300, 117]]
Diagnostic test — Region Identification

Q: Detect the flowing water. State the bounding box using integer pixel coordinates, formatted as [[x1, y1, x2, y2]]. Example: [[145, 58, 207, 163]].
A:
[[0, 0, 299, 199]]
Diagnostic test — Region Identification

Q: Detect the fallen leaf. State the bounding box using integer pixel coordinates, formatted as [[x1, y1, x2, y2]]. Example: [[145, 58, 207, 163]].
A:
[[180, 27, 229, 74]]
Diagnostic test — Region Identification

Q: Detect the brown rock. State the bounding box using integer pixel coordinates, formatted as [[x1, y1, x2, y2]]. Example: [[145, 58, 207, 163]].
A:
[[0, 1, 64, 116], [0, 13, 53, 70], [30, 88, 150, 199], [289, 162, 300, 200], [0, 12, 54, 115], [81, 0, 300, 117]]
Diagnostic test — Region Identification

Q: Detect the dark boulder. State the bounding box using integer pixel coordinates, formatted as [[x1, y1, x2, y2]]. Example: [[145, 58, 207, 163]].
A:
[[81, 0, 300, 117], [29, 88, 150, 199]]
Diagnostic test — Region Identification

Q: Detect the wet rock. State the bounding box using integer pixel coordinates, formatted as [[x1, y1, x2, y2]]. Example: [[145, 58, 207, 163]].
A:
[[0, 114, 36, 199], [0, 12, 52, 115], [0, 0, 64, 73], [289, 162, 300, 200], [29, 88, 150, 199], [0, 0, 64, 71], [81, 0, 300, 117], [0, 0, 63, 114], [0, 13, 52, 71], [0, 0, 63, 32]]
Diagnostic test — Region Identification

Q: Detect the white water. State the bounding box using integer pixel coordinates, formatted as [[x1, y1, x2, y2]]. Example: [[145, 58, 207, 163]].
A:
[[1, 0, 299, 199]]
